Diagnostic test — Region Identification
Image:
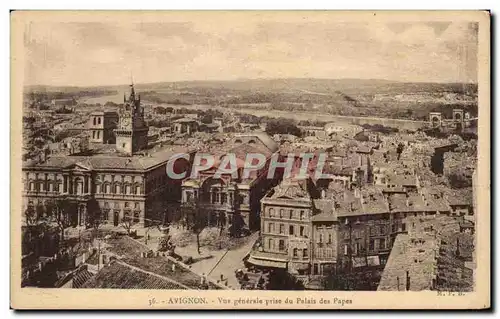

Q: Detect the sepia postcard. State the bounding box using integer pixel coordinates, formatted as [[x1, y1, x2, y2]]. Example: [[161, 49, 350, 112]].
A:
[[10, 10, 490, 310]]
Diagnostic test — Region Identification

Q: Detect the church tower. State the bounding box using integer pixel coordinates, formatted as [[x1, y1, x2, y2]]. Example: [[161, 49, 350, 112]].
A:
[[114, 84, 149, 156]]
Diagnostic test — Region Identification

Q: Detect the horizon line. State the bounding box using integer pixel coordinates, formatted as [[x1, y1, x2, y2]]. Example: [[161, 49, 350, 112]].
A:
[[24, 77, 479, 89]]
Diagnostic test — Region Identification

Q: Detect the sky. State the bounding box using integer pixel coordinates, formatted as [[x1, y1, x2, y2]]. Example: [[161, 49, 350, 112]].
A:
[[22, 14, 479, 86]]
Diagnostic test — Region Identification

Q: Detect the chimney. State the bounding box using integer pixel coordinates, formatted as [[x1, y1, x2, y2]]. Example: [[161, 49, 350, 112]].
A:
[[406, 271, 411, 291]]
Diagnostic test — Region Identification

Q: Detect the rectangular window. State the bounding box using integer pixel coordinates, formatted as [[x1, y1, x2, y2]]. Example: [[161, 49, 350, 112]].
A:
[[280, 224, 284, 234], [268, 223, 274, 233], [380, 225, 386, 235], [293, 248, 298, 257], [344, 244, 348, 255], [300, 210, 305, 220], [300, 226, 305, 237], [289, 225, 294, 236], [278, 240, 285, 251], [328, 234, 332, 244], [402, 223, 406, 232], [303, 249, 308, 258], [380, 238, 386, 249], [369, 239, 375, 251]]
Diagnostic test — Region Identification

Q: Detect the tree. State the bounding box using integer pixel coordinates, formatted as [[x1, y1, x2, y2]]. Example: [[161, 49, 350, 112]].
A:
[[218, 212, 226, 237], [396, 143, 405, 160], [24, 204, 37, 227], [87, 199, 103, 240], [35, 204, 45, 221], [121, 215, 133, 236], [154, 106, 167, 114], [200, 114, 213, 124], [54, 197, 71, 243], [181, 200, 206, 254], [446, 171, 472, 189], [265, 119, 302, 137]]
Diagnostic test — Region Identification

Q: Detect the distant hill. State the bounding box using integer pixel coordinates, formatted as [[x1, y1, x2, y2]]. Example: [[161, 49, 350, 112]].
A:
[[25, 78, 477, 96]]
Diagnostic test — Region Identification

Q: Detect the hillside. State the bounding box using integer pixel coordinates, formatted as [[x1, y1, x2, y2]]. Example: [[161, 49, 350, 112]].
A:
[[24, 78, 478, 121]]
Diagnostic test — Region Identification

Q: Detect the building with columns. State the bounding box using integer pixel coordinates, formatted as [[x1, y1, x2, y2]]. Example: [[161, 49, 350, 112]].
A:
[[22, 85, 193, 229], [180, 132, 281, 234]]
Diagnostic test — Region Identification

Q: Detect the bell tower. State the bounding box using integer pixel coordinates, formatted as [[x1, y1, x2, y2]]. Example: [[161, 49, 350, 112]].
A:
[[114, 83, 149, 155]]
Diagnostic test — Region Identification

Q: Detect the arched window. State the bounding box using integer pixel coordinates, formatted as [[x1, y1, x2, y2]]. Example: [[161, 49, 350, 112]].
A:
[[114, 184, 121, 194], [93, 117, 97, 125], [135, 185, 141, 195]]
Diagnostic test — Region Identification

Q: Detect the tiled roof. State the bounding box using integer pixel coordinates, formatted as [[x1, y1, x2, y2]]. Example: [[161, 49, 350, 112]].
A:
[[269, 178, 311, 201], [377, 233, 437, 291], [81, 260, 190, 289], [234, 132, 279, 153], [23, 146, 189, 171], [312, 199, 336, 222], [72, 268, 94, 288], [123, 255, 223, 290]]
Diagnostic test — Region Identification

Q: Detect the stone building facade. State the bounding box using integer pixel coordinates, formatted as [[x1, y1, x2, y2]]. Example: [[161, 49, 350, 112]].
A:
[[22, 85, 193, 229], [180, 132, 281, 233], [88, 111, 118, 144], [22, 146, 192, 229]]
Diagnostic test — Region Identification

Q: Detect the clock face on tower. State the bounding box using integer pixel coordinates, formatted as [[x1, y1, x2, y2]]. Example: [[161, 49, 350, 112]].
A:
[[121, 117, 131, 128]]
